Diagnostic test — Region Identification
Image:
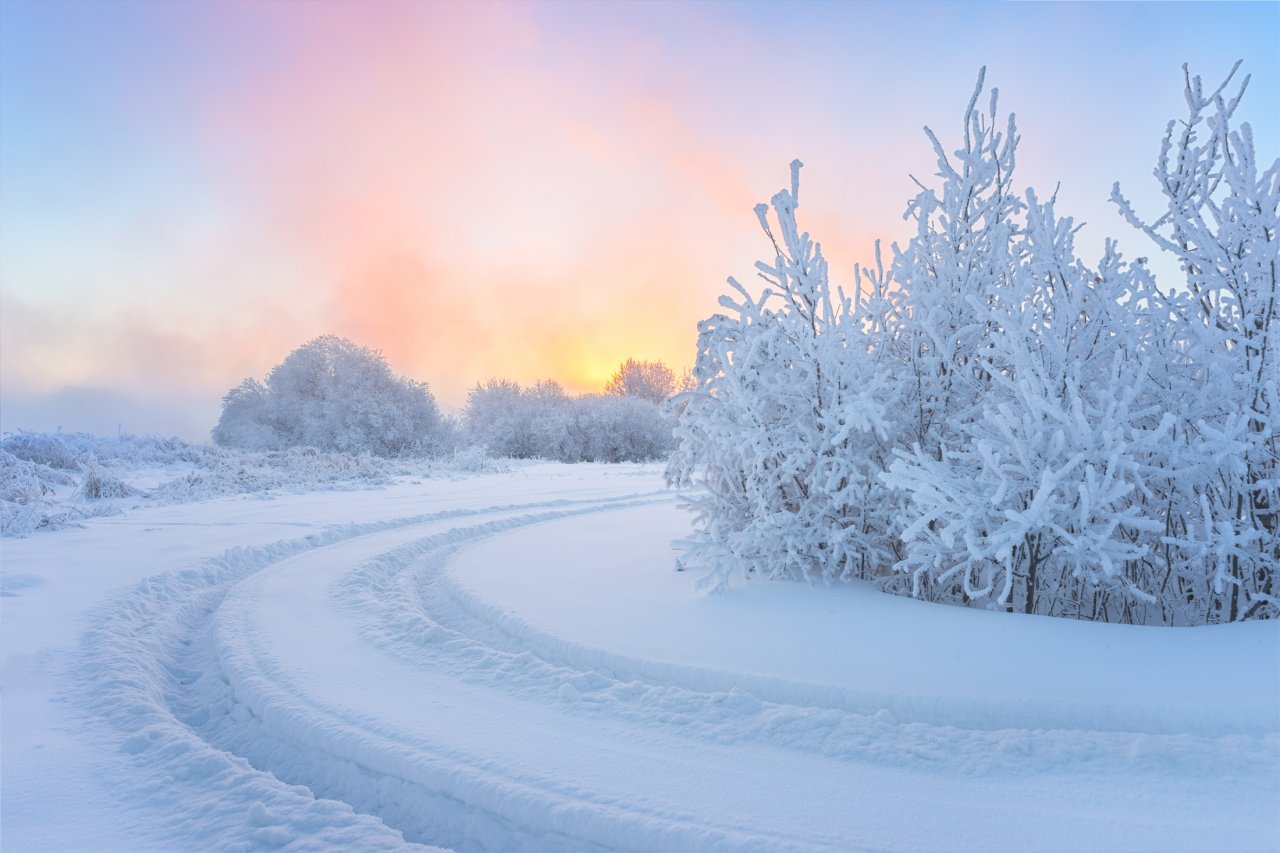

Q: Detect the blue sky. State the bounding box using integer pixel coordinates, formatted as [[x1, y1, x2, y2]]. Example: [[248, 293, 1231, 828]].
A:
[[2, 0, 1276, 439]]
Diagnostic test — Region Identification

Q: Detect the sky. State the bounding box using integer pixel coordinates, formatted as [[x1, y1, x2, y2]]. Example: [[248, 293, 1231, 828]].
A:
[[1, 0, 1277, 441]]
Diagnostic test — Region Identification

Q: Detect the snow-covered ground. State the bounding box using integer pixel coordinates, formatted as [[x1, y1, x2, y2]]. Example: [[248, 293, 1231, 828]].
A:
[[2, 463, 1277, 851]]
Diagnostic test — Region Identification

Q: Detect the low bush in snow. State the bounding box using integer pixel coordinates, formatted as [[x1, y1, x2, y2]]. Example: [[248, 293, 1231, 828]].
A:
[[462, 375, 676, 463], [75, 464, 141, 500], [0, 431, 512, 537]]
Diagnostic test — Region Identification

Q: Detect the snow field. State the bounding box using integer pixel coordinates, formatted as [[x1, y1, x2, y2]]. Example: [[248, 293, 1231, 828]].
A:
[[3, 464, 1276, 850], [446, 508, 1279, 736]]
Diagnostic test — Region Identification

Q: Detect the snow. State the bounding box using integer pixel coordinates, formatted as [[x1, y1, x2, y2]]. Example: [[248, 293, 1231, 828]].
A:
[[2, 462, 1277, 851], [450, 506, 1279, 734]]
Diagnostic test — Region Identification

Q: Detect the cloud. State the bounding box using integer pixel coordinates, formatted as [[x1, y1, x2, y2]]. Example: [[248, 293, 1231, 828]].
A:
[[181, 1, 789, 403], [3, 0, 1015, 420]]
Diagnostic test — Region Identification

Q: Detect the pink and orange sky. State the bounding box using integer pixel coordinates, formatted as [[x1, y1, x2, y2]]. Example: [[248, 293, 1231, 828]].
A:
[[2, 0, 1277, 439]]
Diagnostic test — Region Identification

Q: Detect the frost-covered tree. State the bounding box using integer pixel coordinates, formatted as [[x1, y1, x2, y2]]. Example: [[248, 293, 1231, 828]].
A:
[[463, 379, 673, 462], [463, 379, 553, 459], [604, 358, 677, 404], [565, 395, 674, 463], [668, 161, 906, 589], [886, 192, 1177, 619], [671, 64, 1277, 625], [212, 379, 274, 451], [213, 335, 443, 456], [1112, 62, 1279, 621], [891, 68, 1022, 463]]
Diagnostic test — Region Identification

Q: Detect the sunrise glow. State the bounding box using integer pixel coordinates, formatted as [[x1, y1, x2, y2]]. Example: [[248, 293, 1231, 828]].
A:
[[2, 0, 1276, 438]]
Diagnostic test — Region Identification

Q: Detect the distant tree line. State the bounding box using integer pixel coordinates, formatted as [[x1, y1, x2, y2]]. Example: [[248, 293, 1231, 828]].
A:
[[212, 337, 679, 464]]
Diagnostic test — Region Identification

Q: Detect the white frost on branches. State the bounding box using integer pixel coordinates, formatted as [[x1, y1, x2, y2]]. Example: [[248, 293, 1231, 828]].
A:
[[671, 65, 1278, 625], [213, 335, 445, 457]]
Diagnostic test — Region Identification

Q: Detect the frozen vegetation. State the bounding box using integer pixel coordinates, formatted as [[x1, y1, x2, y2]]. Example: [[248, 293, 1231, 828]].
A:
[[669, 65, 1278, 626], [0, 430, 509, 538], [463, 378, 675, 463], [213, 335, 447, 457], [1, 350, 678, 539]]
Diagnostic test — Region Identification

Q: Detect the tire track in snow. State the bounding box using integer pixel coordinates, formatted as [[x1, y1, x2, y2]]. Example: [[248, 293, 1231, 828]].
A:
[[211, 495, 856, 852], [76, 485, 1278, 852], [341, 511, 1278, 779], [210, 497, 1277, 852], [74, 492, 668, 852]]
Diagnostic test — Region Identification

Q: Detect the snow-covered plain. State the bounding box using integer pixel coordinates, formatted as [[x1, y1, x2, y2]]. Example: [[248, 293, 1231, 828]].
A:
[[2, 463, 1277, 851]]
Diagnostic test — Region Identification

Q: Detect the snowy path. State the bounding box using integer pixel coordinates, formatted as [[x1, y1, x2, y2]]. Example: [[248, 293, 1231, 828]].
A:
[[3, 464, 1278, 851]]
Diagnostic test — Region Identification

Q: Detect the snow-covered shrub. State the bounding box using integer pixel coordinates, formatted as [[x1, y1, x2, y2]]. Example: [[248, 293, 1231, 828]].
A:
[[212, 379, 277, 452], [890, 69, 1022, 463], [149, 446, 401, 503], [0, 429, 526, 538], [0, 450, 73, 503], [3, 430, 204, 470], [886, 194, 1179, 619], [463, 379, 563, 459], [75, 463, 140, 500], [428, 445, 514, 476], [672, 65, 1277, 625], [604, 359, 676, 404], [463, 379, 673, 462], [2, 431, 85, 470], [213, 335, 444, 457], [668, 161, 908, 589], [0, 448, 118, 536], [1112, 62, 1279, 622], [563, 395, 673, 463]]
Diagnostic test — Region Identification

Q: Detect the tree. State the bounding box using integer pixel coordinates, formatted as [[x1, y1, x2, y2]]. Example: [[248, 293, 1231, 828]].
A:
[[462, 379, 539, 458], [886, 195, 1174, 619], [1112, 61, 1279, 621], [670, 65, 1277, 625], [463, 378, 674, 462], [667, 160, 905, 590], [212, 335, 443, 456], [212, 378, 274, 451], [604, 358, 676, 404], [564, 395, 673, 463]]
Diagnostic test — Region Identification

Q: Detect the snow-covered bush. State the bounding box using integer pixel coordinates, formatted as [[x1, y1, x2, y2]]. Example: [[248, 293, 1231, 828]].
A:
[[462, 379, 566, 459], [148, 446, 400, 502], [427, 445, 514, 476], [0, 429, 532, 538], [885, 199, 1178, 619], [1, 430, 204, 470], [75, 463, 140, 500], [605, 359, 676, 404], [3, 431, 92, 470], [463, 378, 674, 462], [0, 432, 411, 536], [1, 450, 70, 536], [671, 65, 1277, 625], [1111, 62, 1279, 622], [668, 161, 908, 589], [563, 395, 674, 463], [0, 445, 118, 536], [213, 335, 444, 457]]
